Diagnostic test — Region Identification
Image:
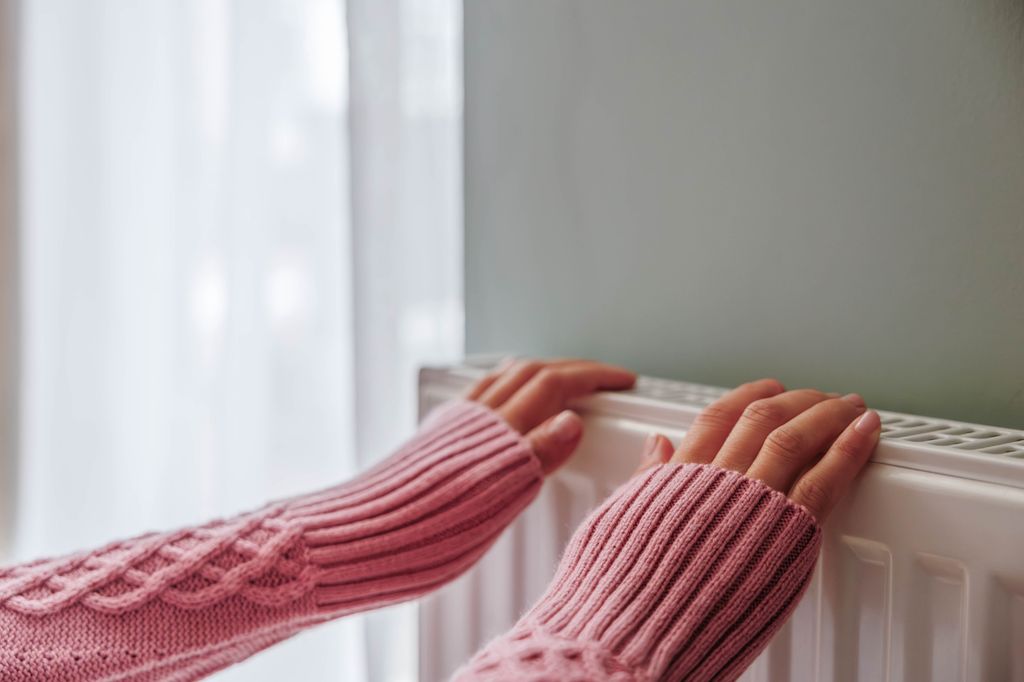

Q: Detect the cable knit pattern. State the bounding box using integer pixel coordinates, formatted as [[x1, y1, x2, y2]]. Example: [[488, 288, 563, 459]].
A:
[[0, 506, 314, 616], [456, 463, 822, 682], [0, 400, 542, 681]]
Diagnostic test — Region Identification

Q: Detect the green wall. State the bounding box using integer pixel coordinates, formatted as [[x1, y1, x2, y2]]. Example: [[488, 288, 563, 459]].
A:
[[464, 0, 1024, 429]]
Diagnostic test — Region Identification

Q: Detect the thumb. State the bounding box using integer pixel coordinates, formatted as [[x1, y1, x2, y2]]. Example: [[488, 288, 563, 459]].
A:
[[526, 410, 584, 475], [632, 433, 674, 478]]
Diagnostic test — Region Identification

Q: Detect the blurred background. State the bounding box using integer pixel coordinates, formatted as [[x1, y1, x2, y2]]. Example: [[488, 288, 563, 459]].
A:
[[1, 0, 1023, 681], [0, 0, 462, 679]]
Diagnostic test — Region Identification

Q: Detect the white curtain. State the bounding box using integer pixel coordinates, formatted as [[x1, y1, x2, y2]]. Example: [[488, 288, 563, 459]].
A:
[[12, 0, 462, 680]]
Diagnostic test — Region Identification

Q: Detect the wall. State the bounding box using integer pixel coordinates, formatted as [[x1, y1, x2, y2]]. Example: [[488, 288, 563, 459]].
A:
[[464, 0, 1024, 429]]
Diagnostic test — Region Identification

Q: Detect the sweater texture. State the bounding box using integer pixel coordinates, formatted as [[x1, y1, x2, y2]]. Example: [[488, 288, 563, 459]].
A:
[[455, 463, 822, 682], [0, 400, 542, 681], [1, 401, 823, 682]]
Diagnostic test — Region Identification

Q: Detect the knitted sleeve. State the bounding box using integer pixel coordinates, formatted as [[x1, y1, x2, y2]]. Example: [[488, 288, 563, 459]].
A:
[[455, 463, 822, 682], [0, 400, 543, 682]]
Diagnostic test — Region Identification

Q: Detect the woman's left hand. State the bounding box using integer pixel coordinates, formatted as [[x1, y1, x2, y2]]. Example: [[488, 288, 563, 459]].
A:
[[633, 379, 881, 522], [466, 358, 637, 475]]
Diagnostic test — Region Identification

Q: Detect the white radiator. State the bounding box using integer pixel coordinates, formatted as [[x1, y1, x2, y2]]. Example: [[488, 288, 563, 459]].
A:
[[417, 362, 1024, 681]]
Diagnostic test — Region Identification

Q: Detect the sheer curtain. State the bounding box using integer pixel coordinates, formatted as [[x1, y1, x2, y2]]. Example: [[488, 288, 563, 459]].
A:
[[12, 0, 462, 680]]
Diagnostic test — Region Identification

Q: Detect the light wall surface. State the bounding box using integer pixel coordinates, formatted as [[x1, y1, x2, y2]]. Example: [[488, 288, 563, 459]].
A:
[[464, 0, 1024, 430]]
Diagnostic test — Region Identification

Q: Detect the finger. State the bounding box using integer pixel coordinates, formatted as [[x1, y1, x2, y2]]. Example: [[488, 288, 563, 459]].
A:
[[478, 360, 548, 408], [499, 362, 637, 433], [711, 389, 830, 473], [464, 357, 518, 400], [671, 378, 786, 465], [525, 410, 584, 475], [465, 373, 499, 401], [789, 409, 881, 521], [469, 357, 589, 402], [745, 395, 866, 493], [632, 433, 674, 478]]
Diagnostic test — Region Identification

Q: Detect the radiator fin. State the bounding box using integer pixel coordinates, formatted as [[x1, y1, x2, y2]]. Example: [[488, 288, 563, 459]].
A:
[[837, 537, 892, 682], [908, 553, 967, 681]]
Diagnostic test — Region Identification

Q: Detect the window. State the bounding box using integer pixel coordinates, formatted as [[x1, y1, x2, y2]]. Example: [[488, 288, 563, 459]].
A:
[[6, 1, 462, 679]]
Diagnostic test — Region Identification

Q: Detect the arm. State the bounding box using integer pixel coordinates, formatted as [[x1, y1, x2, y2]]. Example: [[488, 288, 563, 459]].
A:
[[0, 401, 537, 682], [457, 381, 882, 682], [0, 360, 635, 682]]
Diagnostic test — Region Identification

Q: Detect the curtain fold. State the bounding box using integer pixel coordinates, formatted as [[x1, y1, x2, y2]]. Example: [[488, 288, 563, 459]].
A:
[[346, 1, 463, 680], [11, 0, 461, 679], [0, 0, 19, 566]]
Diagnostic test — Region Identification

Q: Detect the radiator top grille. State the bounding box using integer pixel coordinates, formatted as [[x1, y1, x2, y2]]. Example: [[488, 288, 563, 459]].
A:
[[631, 376, 1024, 459], [455, 359, 1024, 462]]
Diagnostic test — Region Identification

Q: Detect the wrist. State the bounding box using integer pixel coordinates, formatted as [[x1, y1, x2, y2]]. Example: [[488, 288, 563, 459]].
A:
[[461, 463, 821, 682]]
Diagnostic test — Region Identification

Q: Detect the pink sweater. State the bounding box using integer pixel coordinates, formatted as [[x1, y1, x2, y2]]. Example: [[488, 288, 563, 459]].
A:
[[455, 464, 821, 681], [0, 401, 821, 681]]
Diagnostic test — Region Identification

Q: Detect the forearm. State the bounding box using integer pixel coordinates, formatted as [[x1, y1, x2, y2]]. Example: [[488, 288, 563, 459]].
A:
[[456, 463, 821, 682], [0, 400, 542, 681]]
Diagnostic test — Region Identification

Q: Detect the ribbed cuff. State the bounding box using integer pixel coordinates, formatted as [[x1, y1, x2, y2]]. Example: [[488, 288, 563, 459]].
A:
[[283, 400, 544, 612], [460, 463, 821, 682], [0, 400, 543, 682]]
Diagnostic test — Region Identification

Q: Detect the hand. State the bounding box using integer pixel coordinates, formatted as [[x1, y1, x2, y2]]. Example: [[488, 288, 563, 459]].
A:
[[466, 358, 637, 475], [634, 378, 881, 522]]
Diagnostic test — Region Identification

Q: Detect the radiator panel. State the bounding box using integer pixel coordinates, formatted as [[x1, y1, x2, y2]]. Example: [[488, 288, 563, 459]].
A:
[[418, 365, 1024, 681]]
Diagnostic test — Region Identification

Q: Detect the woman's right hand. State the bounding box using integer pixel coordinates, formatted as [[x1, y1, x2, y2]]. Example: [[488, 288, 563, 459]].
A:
[[635, 378, 881, 522], [465, 357, 637, 475]]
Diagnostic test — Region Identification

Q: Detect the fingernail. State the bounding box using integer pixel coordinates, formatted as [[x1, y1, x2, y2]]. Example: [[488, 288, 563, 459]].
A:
[[842, 393, 866, 408], [642, 433, 657, 458], [855, 409, 881, 434], [550, 410, 582, 443]]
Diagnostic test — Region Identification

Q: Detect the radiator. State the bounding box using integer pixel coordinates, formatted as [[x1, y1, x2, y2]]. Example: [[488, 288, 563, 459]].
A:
[[417, 361, 1024, 681]]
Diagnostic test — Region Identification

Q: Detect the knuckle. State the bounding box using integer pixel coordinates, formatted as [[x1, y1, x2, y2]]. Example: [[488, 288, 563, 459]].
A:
[[745, 377, 784, 393], [830, 433, 863, 460], [792, 476, 832, 516], [741, 399, 787, 428], [794, 388, 827, 401], [817, 399, 861, 431], [694, 404, 738, 430], [514, 360, 543, 377], [470, 375, 494, 392], [766, 426, 805, 462], [823, 395, 857, 413], [534, 367, 563, 393]]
